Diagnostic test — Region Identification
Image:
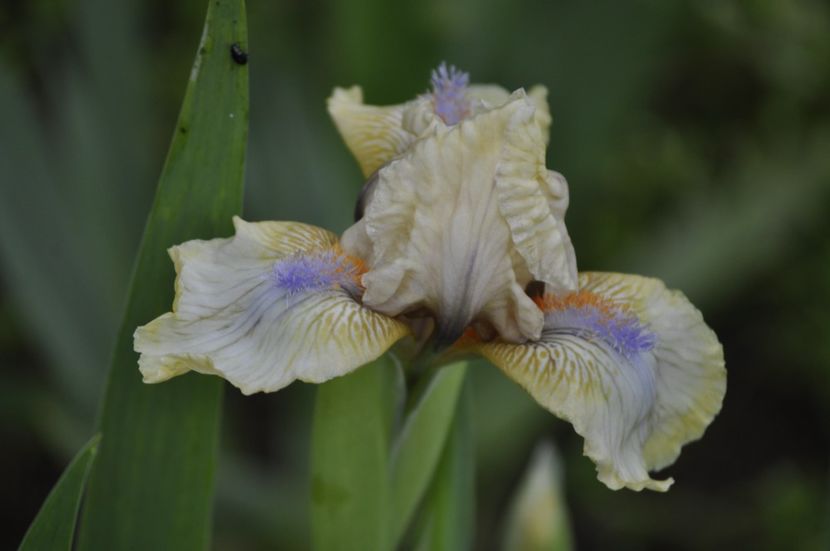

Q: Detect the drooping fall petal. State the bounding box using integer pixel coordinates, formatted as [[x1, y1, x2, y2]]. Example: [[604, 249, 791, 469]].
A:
[[479, 272, 725, 491], [135, 217, 408, 394]]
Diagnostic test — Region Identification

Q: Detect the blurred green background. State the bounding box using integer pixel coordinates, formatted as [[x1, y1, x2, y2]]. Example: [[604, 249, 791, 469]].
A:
[[2, 0, 829, 549]]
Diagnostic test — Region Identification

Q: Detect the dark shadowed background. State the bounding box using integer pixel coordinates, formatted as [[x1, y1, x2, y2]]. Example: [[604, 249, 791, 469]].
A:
[[2, 0, 829, 549]]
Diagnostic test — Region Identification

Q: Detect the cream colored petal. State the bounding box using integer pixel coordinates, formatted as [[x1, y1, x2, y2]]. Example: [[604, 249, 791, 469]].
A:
[[541, 170, 569, 220], [135, 217, 408, 394], [422, 87, 566, 278], [327, 86, 417, 177], [578, 272, 726, 472], [495, 94, 576, 292], [467, 84, 511, 108], [468, 84, 551, 144], [479, 272, 725, 491], [400, 95, 442, 137], [533, 169, 576, 297], [527, 86, 552, 145], [329, 82, 554, 180], [344, 91, 572, 343], [400, 84, 552, 142]]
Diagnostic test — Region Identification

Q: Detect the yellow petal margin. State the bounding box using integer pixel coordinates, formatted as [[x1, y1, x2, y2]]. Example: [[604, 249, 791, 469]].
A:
[[134, 217, 408, 394], [327, 86, 417, 177], [327, 83, 553, 178], [478, 272, 726, 491], [467, 84, 552, 145]]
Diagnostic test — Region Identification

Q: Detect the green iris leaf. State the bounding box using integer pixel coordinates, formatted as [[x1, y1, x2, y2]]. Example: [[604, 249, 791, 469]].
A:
[[311, 359, 470, 551], [310, 355, 402, 551], [412, 379, 475, 551], [389, 361, 468, 547], [18, 435, 101, 551], [75, 1, 248, 549]]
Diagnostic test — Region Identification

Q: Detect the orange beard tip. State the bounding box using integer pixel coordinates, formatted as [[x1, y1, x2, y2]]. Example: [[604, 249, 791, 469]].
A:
[[535, 290, 624, 316], [331, 244, 369, 284], [453, 326, 481, 347]]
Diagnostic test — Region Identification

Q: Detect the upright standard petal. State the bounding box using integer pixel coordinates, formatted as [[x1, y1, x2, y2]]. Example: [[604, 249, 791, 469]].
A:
[[342, 91, 577, 344], [134, 217, 408, 395], [466, 84, 552, 145], [328, 72, 553, 177], [479, 272, 725, 491], [327, 87, 417, 177]]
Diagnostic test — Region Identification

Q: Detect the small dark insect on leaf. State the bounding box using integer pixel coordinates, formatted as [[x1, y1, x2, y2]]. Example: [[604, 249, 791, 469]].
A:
[[230, 43, 248, 65]]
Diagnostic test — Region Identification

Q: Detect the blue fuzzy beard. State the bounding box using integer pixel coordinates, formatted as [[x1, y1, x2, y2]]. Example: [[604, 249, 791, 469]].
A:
[[271, 251, 362, 296], [544, 304, 657, 359], [431, 62, 470, 125]]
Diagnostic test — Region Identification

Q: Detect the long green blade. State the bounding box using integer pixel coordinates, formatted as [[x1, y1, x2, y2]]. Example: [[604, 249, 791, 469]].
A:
[[19, 435, 101, 551], [77, 1, 248, 549], [310, 356, 401, 551], [389, 362, 468, 546], [413, 380, 475, 551]]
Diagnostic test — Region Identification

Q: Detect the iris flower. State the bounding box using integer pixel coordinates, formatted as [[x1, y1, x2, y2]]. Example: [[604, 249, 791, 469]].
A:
[[135, 64, 725, 491]]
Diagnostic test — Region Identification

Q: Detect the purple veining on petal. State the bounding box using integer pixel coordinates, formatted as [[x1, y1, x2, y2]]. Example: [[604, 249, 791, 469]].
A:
[[545, 305, 656, 359], [430, 62, 470, 125], [272, 251, 362, 296]]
